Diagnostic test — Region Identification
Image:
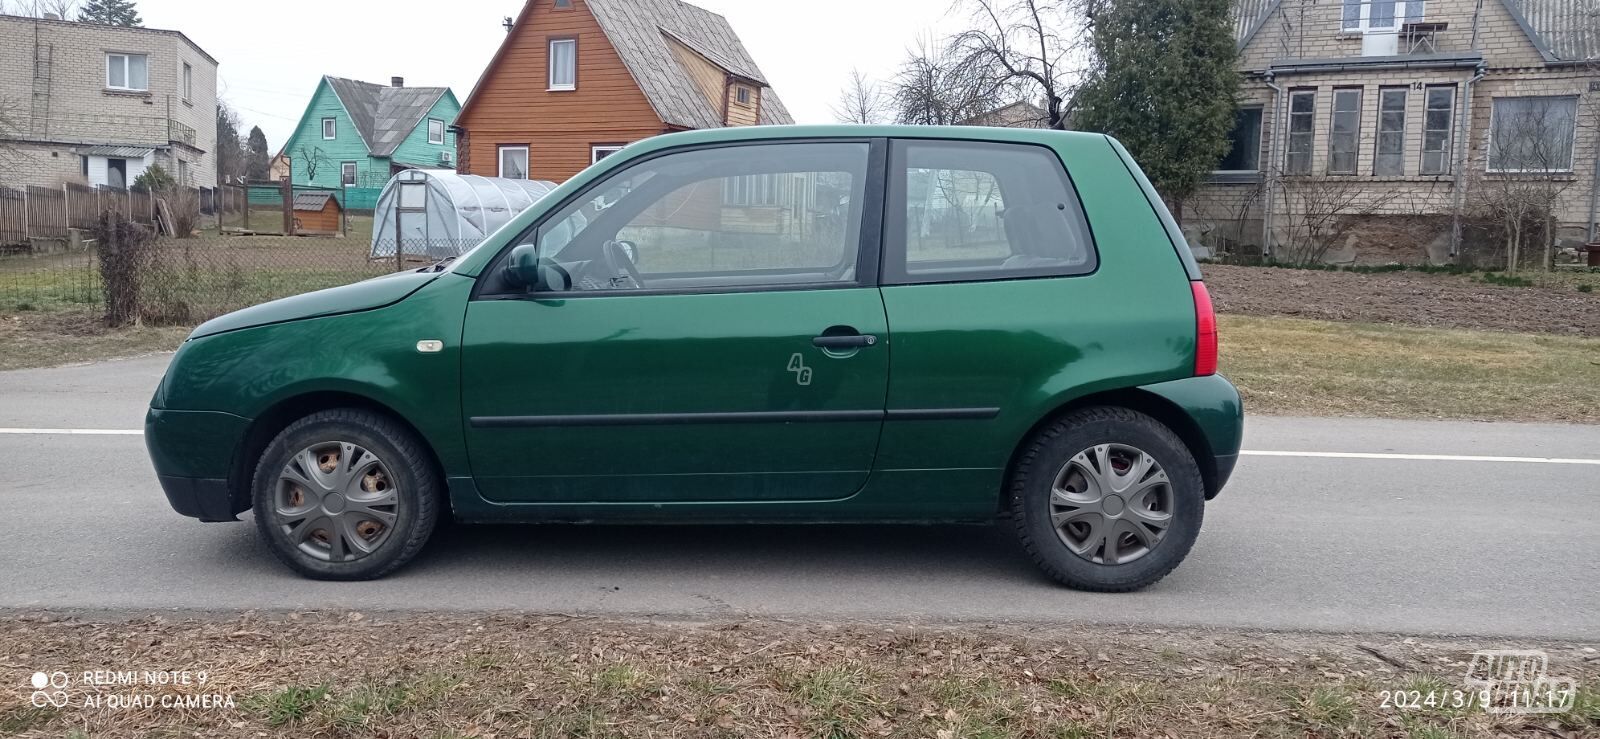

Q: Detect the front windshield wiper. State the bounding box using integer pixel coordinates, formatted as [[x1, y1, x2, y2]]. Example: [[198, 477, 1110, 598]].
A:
[[417, 256, 458, 273]]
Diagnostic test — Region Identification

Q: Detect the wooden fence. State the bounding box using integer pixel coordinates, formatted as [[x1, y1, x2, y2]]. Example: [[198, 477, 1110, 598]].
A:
[[0, 183, 162, 246]]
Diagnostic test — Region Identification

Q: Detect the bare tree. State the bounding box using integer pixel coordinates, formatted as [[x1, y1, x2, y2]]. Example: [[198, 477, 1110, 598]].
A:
[[294, 145, 333, 183], [36, 0, 77, 18], [948, 0, 1077, 129], [890, 35, 1008, 126], [1275, 175, 1381, 265], [0, 96, 23, 171], [831, 68, 888, 125]]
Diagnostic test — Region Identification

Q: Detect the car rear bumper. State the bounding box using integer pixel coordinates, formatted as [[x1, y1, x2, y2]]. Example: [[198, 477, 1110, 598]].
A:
[[1136, 374, 1244, 499], [146, 407, 252, 522]]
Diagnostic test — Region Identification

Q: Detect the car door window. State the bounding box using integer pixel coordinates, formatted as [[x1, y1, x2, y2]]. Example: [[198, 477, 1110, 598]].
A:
[[886, 140, 1096, 284], [530, 142, 869, 293]]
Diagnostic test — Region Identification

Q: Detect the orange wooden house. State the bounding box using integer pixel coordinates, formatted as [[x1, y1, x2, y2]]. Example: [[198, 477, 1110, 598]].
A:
[[452, 0, 792, 183]]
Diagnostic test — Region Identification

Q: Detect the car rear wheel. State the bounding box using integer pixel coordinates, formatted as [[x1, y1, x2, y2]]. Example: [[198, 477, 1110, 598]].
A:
[[1010, 406, 1204, 592], [251, 409, 440, 580]]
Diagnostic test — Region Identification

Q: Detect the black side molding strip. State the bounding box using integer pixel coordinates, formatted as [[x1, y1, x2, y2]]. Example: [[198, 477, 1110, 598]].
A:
[[469, 407, 1000, 428], [884, 407, 1000, 421]]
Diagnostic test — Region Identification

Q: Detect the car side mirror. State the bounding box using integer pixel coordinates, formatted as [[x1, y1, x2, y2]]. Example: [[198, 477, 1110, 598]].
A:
[[503, 244, 541, 290], [503, 243, 571, 293]]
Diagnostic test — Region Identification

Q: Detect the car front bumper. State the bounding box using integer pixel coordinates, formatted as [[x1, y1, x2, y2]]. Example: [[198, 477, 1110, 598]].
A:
[[145, 407, 252, 522]]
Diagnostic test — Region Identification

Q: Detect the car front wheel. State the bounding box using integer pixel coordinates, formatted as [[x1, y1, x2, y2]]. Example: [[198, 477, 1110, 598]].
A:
[[1010, 406, 1205, 592], [251, 409, 440, 580]]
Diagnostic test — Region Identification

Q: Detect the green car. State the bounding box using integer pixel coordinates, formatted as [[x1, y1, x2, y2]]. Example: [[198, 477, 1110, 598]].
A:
[[146, 125, 1241, 591]]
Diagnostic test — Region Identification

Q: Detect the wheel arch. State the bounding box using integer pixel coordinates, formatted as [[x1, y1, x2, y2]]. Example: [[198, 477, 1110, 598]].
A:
[[1002, 387, 1221, 511], [228, 390, 448, 512]]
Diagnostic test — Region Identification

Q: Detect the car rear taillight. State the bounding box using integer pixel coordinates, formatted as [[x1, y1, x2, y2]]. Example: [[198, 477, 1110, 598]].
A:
[[1191, 281, 1217, 376]]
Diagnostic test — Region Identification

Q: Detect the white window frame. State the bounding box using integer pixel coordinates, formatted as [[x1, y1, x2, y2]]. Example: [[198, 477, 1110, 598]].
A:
[[1342, 0, 1422, 31], [322, 118, 337, 140], [591, 144, 625, 164], [548, 38, 577, 91], [182, 62, 193, 102], [1420, 85, 1455, 175], [1327, 88, 1362, 175], [340, 161, 358, 186], [1486, 95, 1579, 174], [499, 145, 530, 179], [105, 52, 148, 91], [1373, 87, 1407, 176], [1285, 89, 1317, 175], [427, 118, 445, 145]]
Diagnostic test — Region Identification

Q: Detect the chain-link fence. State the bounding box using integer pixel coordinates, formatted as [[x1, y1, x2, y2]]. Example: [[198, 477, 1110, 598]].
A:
[[1, 231, 482, 324]]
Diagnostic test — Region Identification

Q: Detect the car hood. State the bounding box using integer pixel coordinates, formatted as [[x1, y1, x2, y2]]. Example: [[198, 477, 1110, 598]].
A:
[[189, 270, 440, 339]]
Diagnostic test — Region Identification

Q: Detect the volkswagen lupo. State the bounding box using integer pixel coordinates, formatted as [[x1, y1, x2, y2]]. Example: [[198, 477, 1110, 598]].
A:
[[146, 126, 1242, 591]]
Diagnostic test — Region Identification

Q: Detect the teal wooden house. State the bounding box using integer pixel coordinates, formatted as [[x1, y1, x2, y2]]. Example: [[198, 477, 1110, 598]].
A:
[[282, 75, 461, 191]]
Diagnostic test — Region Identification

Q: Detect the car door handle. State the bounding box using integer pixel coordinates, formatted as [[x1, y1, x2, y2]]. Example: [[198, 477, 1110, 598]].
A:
[[813, 334, 878, 349]]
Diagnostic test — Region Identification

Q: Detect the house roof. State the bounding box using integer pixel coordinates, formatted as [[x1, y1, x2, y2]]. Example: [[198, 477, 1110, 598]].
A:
[[586, 0, 792, 128], [961, 101, 1049, 128], [292, 191, 339, 211], [323, 76, 452, 158], [79, 145, 156, 158], [1499, 0, 1599, 62], [1232, 0, 1597, 63], [459, 0, 792, 130]]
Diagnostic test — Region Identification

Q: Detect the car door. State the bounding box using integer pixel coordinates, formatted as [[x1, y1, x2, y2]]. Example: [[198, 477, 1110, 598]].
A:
[[461, 139, 889, 504]]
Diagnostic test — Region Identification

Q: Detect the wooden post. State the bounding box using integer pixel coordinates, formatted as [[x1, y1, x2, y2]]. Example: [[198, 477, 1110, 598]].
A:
[[62, 183, 70, 234], [281, 178, 294, 235], [21, 186, 29, 239], [242, 184, 250, 231]]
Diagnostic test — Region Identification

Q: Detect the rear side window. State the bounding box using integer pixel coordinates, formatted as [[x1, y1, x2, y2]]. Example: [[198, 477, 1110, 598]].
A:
[[884, 140, 1095, 284]]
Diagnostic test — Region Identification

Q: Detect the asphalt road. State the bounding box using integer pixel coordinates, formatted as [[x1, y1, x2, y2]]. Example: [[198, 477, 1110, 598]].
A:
[[1, 355, 1596, 639]]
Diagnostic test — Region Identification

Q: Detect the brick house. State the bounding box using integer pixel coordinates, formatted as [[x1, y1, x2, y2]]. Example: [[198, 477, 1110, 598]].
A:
[[1188, 0, 1598, 263], [0, 14, 218, 190], [452, 0, 792, 183]]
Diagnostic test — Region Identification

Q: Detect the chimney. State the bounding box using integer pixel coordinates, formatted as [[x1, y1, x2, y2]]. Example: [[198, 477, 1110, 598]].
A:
[[43, 11, 61, 19], [391, 77, 404, 88]]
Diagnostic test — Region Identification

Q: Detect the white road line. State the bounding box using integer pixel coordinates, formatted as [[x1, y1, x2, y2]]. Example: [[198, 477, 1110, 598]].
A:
[[0, 428, 1597, 466], [1241, 450, 1600, 465]]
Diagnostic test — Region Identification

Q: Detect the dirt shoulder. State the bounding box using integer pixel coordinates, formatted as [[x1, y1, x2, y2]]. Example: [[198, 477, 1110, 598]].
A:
[[1205, 264, 1600, 337], [1, 612, 1595, 738]]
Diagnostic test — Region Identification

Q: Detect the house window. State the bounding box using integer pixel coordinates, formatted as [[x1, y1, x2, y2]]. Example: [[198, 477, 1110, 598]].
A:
[[1421, 85, 1455, 175], [1217, 106, 1263, 172], [1328, 88, 1361, 174], [1488, 96, 1578, 172], [735, 85, 752, 105], [591, 144, 625, 164], [177, 159, 189, 184], [499, 145, 530, 179], [322, 118, 337, 140], [554, 0, 571, 6], [427, 119, 445, 145], [1286, 90, 1316, 175], [723, 174, 788, 206], [548, 38, 577, 90], [1374, 87, 1407, 175], [182, 62, 193, 102], [1342, 0, 1422, 30], [105, 53, 148, 91], [340, 162, 357, 186]]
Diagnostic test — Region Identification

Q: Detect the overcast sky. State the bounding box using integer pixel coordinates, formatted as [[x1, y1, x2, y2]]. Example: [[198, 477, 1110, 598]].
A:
[[135, 0, 962, 152]]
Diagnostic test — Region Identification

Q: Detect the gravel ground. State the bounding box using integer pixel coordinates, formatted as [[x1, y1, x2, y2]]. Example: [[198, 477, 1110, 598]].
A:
[[1204, 264, 1600, 337]]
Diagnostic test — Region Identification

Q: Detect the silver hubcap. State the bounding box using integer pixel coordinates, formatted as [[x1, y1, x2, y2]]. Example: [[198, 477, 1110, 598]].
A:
[[1050, 443, 1173, 565], [274, 442, 399, 562]]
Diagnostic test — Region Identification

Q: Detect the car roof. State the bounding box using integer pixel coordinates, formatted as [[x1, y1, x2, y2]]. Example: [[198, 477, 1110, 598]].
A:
[[627, 124, 1105, 155]]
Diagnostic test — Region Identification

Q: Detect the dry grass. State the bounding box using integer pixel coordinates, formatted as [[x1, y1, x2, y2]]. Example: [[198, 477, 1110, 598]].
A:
[[0, 309, 186, 372], [1221, 315, 1600, 422], [1, 613, 1595, 739]]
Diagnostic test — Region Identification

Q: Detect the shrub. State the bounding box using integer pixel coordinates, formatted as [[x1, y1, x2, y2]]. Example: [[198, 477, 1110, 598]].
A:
[[92, 212, 157, 327]]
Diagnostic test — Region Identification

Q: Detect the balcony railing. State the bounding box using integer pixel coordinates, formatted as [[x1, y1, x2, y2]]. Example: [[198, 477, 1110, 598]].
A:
[[1242, 0, 1487, 62], [168, 119, 197, 147]]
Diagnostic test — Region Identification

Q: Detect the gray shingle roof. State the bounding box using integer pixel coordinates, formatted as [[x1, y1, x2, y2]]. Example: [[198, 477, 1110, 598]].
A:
[[1500, 0, 1600, 61], [324, 76, 450, 158], [584, 0, 793, 129], [292, 191, 338, 211]]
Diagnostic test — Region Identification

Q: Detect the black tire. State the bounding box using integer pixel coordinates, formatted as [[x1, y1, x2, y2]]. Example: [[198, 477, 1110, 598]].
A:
[[251, 408, 441, 580], [1009, 406, 1205, 592]]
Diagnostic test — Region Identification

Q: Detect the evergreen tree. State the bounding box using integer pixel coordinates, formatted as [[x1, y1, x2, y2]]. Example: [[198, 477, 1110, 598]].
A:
[[246, 126, 271, 182], [215, 104, 245, 184], [77, 0, 142, 26], [1072, 0, 1238, 216]]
